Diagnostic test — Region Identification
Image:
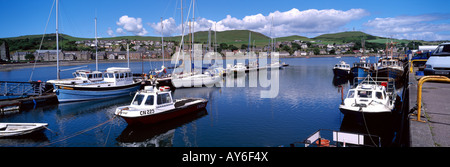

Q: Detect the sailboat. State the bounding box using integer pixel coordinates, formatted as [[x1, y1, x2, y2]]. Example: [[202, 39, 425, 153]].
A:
[[47, 6, 142, 102], [169, 0, 222, 88]]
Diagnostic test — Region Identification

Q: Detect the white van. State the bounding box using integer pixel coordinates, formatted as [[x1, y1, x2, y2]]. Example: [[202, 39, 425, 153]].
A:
[[424, 43, 450, 76]]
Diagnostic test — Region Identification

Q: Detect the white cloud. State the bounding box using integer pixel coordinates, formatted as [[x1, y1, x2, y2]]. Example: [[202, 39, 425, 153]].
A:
[[107, 27, 115, 37], [116, 15, 148, 36], [149, 17, 180, 36], [148, 8, 369, 37], [116, 28, 125, 34], [364, 14, 450, 41]]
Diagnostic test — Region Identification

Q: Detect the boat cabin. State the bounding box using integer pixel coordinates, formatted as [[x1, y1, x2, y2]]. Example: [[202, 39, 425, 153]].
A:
[[346, 84, 387, 102], [380, 59, 400, 67], [334, 61, 350, 70], [72, 70, 104, 82], [103, 67, 134, 86], [130, 86, 174, 109]]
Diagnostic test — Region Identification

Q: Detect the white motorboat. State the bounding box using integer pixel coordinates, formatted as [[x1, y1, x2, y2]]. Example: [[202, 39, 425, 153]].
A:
[[226, 63, 246, 76], [0, 123, 48, 138], [339, 75, 396, 115], [54, 67, 142, 103], [115, 86, 208, 125]]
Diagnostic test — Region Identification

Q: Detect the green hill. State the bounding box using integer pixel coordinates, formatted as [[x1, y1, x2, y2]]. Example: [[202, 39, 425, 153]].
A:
[[1, 30, 423, 53], [313, 31, 378, 44]]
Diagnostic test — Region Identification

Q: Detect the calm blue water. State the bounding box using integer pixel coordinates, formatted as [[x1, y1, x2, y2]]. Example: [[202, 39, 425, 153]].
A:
[[0, 56, 396, 147]]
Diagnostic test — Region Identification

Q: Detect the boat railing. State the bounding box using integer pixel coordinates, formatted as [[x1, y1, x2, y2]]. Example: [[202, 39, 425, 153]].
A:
[[290, 129, 381, 147], [0, 81, 48, 97], [352, 76, 396, 93]]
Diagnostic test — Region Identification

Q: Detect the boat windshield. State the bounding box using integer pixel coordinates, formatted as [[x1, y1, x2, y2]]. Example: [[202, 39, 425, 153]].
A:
[[358, 90, 372, 98], [145, 95, 154, 106], [376, 92, 383, 100], [347, 90, 355, 98], [132, 94, 146, 105]]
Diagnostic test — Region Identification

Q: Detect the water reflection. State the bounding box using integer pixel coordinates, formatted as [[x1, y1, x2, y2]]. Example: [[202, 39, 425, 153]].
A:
[[116, 109, 208, 147]]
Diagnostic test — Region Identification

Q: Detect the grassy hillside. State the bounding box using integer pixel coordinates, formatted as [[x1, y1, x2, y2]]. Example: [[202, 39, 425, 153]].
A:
[[313, 31, 378, 44], [2, 30, 426, 53]]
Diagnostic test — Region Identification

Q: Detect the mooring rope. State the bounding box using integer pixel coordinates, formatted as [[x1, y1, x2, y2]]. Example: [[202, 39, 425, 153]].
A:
[[38, 116, 117, 147]]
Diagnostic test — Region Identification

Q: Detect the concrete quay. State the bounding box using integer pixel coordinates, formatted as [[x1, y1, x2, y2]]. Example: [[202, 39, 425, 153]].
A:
[[409, 68, 450, 147]]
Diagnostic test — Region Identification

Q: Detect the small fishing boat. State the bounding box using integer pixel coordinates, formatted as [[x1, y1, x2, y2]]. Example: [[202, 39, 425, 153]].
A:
[[0, 123, 48, 138], [375, 58, 404, 80], [339, 75, 396, 116], [351, 56, 372, 80], [333, 61, 351, 78], [115, 86, 208, 125]]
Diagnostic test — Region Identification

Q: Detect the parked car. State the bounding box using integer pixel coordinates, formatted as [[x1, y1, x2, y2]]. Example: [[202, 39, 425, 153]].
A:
[[424, 43, 450, 77]]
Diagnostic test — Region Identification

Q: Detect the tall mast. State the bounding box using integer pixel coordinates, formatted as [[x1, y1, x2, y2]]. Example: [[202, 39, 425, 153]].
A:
[[127, 43, 129, 68], [56, 0, 60, 80], [161, 17, 165, 67], [214, 23, 217, 53], [191, 0, 195, 59], [95, 17, 98, 71], [181, 0, 184, 52]]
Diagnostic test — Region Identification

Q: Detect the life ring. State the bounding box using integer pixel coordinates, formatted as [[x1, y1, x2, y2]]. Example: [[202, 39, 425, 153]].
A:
[[315, 138, 330, 147]]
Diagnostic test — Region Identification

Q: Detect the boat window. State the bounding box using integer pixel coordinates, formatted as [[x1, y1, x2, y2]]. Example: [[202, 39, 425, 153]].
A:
[[115, 73, 119, 78], [98, 73, 102, 78], [87, 74, 93, 79], [145, 95, 154, 105], [81, 74, 87, 78], [358, 90, 372, 98], [376, 92, 383, 99], [157, 93, 171, 105], [132, 94, 145, 105], [347, 90, 355, 98]]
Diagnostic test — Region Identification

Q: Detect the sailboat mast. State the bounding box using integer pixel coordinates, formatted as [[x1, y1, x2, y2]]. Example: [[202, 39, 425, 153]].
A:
[[95, 17, 98, 71], [56, 0, 59, 80], [161, 17, 165, 67]]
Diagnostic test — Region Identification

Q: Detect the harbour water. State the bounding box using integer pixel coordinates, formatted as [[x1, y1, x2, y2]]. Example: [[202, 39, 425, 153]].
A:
[[0, 57, 402, 147]]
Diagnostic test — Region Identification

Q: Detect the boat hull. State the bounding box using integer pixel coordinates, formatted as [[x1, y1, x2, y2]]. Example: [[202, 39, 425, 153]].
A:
[[0, 123, 48, 138], [339, 105, 392, 116], [333, 68, 350, 78], [55, 83, 142, 103], [171, 75, 222, 88], [375, 68, 403, 80], [119, 99, 208, 125], [351, 67, 370, 78]]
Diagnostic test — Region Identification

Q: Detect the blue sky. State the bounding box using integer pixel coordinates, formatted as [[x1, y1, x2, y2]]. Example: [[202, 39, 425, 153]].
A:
[[1, 0, 450, 41]]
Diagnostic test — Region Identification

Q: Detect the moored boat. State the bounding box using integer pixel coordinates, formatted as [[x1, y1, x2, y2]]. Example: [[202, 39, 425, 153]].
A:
[[0, 123, 48, 138], [333, 61, 351, 78], [351, 56, 372, 81], [54, 67, 142, 103], [115, 86, 208, 125], [339, 75, 396, 116]]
